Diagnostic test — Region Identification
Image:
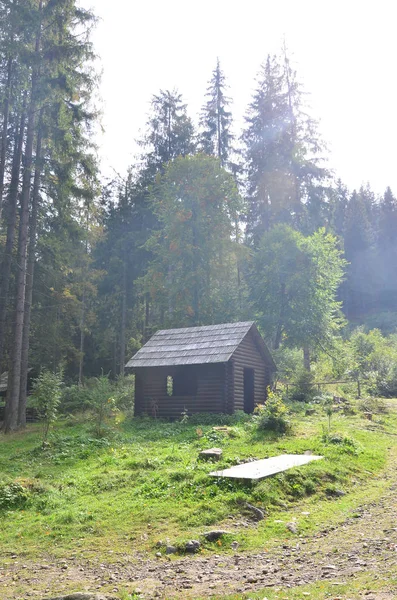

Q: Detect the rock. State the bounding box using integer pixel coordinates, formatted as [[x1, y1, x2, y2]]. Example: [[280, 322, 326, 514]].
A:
[[245, 502, 265, 521], [203, 530, 231, 541], [231, 541, 239, 551], [335, 489, 346, 497], [165, 545, 177, 554], [185, 540, 201, 553], [199, 448, 223, 461], [286, 522, 298, 534], [155, 552, 162, 558]]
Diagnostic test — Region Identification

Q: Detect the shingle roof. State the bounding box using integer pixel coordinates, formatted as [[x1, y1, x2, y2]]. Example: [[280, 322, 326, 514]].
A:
[[126, 321, 275, 369]]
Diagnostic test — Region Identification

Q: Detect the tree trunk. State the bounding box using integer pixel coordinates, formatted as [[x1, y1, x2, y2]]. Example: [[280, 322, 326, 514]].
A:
[[18, 112, 43, 427], [78, 289, 86, 386], [4, 4, 42, 433], [0, 103, 26, 374], [216, 65, 222, 165], [144, 292, 150, 341], [303, 346, 311, 371], [119, 254, 127, 377], [0, 56, 13, 222], [273, 282, 286, 350], [191, 202, 200, 325]]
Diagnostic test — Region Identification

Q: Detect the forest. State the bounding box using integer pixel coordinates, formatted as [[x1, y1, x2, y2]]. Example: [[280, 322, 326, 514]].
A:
[[1, 0, 397, 433]]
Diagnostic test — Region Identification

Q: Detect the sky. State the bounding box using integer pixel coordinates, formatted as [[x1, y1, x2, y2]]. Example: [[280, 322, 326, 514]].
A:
[[79, 0, 397, 195]]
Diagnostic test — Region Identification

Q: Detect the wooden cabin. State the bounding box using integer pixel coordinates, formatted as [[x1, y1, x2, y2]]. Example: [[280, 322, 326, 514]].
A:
[[126, 321, 276, 418]]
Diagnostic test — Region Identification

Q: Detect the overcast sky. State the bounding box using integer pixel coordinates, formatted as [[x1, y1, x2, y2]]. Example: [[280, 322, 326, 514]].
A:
[[79, 0, 397, 195]]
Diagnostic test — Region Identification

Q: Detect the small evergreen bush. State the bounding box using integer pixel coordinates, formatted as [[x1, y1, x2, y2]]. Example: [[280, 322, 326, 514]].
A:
[[30, 370, 62, 442], [255, 389, 291, 433]]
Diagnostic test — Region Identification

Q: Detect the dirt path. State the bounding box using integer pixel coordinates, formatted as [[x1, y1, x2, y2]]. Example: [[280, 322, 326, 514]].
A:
[[2, 471, 397, 600]]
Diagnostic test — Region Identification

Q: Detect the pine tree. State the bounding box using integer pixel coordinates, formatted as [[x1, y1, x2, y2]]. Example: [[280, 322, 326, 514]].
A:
[[140, 89, 195, 175], [377, 187, 397, 311], [199, 59, 234, 169], [243, 50, 328, 245], [343, 189, 376, 319], [243, 55, 287, 244], [2, 0, 99, 431]]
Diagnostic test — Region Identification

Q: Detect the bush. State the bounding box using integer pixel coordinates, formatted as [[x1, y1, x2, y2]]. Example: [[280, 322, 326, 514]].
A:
[[87, 375, 120, 436], [60, 375, 134, 417], [290, 369, 315, 402], [359, 396, 388, 415], [30, 370, 62, 441], [254, 389, 291, 433], [0, 481, 29, 510], [375, 364, 397, 398], [60, 384, 91, 414]]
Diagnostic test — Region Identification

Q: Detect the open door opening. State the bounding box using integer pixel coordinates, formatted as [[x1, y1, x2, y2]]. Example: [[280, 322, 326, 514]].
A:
[[243, 367, 255, 414]]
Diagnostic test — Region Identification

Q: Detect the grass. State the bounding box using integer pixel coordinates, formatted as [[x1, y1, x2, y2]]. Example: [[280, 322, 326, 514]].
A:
[[1, 401, 396, 568]]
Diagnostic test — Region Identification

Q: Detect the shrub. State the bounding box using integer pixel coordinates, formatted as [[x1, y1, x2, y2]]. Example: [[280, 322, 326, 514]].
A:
[[87, 375, 120, 437], [30, 370, 62, 442], [289, 369, 315, 402], [359, 396, 388, 415], [254, 389, 291, 433], [60, 384, 91, 414], [113, 375, 135, 412], [321, 429, 361, 454], [0, 481, 29, 510]]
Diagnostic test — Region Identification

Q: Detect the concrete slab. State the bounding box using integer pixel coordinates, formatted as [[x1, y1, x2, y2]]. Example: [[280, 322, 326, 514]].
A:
[[210, 454, 323, 480]]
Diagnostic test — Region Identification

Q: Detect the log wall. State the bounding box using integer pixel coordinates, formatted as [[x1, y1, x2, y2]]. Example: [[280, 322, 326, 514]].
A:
[[231, 330, 271, 412], [135, 363, 225, 418]]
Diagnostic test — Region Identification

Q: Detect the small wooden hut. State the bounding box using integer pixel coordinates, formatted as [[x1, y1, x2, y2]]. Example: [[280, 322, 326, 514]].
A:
[[126, 321, 276, 418]]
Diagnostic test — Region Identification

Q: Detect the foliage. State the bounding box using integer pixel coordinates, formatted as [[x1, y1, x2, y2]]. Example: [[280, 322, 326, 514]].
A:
[[146, 154, 243, 326], [272, 346, 303, 381], [87, 375, 120, 436], [254, 389, 290, 433], [358, 396, 388, 415], [289, 369, 316, 402], [30, 370, 63, 441], [0, 481, 29, 511], [199, 58, 235, 169], [243, 50, 328, 245], [60, 375, 134, 419], [321, 394, 335, 432], [249, 225, 346, 354], [60, 384, 91, 414], [140, 88, 195, 173]]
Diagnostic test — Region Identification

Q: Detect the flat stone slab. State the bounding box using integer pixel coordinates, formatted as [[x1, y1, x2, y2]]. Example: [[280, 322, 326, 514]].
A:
[[210, 453, 323, 480]]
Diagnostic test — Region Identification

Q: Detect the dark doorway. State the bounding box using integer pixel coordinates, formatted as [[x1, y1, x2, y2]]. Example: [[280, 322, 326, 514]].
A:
[[243, 368, 255, 414]]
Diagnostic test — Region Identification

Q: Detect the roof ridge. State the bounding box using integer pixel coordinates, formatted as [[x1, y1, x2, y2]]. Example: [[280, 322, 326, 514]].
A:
[[154, 321, 255, 335]]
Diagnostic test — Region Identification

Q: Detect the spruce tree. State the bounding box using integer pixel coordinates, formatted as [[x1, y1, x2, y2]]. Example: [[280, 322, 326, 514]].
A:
[[140, 89, 195, 175], [243, 49, 328, 245], [2, 0, 99, 431], [199, 58, 234, 168]]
